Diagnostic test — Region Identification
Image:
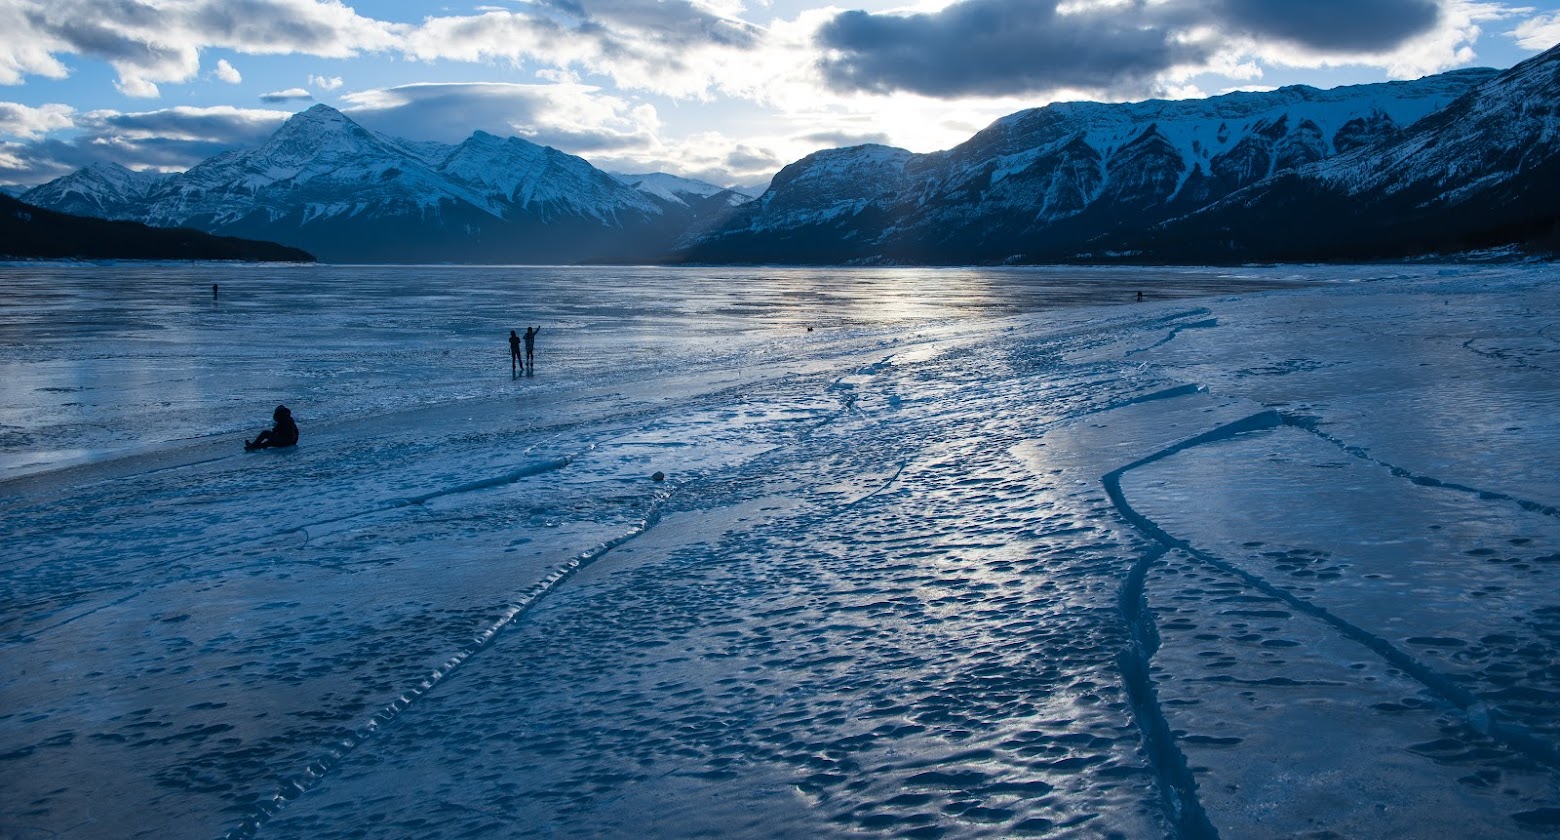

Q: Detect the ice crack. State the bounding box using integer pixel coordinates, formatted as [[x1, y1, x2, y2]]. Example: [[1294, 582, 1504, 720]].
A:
[[1102, 411, 1560, 790], [225, 484, 678, 839]]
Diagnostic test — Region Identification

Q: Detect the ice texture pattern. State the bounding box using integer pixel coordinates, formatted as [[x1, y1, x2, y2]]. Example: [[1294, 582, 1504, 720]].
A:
[[1, 263, 1558, 839]]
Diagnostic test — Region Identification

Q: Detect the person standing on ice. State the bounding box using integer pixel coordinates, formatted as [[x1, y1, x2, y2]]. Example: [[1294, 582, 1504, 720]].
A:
[[509, 330, 523, 377], [523, 326, 539, 374], [245, 405, 299, 451]]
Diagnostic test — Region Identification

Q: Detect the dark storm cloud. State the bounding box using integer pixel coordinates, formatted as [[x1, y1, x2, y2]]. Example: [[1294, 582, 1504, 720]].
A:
[[1218, 0, 1441, 51], [816, 0, 1447, 98], [816, 0, 1204, 97]]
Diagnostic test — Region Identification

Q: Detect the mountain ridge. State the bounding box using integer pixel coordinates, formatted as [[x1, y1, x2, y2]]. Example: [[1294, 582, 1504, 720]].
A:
[[23, 105, 745, 263], [679, 63, 1518, 264]]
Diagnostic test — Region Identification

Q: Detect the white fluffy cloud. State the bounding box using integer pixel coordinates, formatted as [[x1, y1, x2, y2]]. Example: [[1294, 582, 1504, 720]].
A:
[[1513, 11, 1560, 49], [214, 59, 242, 84], [0, 102, 76, 139], [308, 74, 344, 91], [260, 88, 314, 102]]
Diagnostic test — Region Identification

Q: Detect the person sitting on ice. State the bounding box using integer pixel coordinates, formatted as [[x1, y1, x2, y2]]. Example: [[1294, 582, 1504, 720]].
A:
[[245, 404, 299, 451]]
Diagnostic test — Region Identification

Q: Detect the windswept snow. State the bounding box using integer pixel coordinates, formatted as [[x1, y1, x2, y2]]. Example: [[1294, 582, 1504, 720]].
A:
[[1, 263, 1558, 840]]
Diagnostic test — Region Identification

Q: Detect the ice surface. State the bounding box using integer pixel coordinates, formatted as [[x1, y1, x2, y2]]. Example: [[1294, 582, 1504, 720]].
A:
[[1, 263, 1558, 839]]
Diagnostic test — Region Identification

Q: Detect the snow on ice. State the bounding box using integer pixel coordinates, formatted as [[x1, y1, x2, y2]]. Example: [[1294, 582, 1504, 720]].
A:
[[1, 263, 1558, 839]]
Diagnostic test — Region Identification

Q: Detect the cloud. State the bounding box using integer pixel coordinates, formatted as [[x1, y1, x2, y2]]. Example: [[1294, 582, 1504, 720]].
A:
[[214, 59, 242, 84], [816, 0, 1209, 97], [399, 4, 765, 98], [0, 105, 290, 184], [798, 130, 894, 148], [0, 102, 76, 139], [2, 0, 770, 102], [339, 82, 789, 187], [1217, 0, 1441, 51], [308, 74, 343, 90], [341, 81, 661, 151], [815, 0, 1472, 98], [260, 88, 314, 102], [3, 0, 400, 96], [1513, 12, 1560, 50]]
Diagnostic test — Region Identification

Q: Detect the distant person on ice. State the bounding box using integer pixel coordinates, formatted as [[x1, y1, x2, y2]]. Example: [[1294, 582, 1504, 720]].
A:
[[509, 329, 523, 376], [523, 326, 539, 373], [245, 405, 299, 451]]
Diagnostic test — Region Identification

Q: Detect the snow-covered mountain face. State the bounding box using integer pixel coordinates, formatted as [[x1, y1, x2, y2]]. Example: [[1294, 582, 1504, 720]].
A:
[[1122, 44, 1560, 261], [685, 68, 1501, 263], [21, 105, 735, 263], [21, 162, 169, 221], [610, 172, 752, 208]]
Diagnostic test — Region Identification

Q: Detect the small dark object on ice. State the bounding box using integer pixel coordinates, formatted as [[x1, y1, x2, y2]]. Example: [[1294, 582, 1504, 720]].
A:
[[651, 471, 665, 482], [245, 404, 299, 451]]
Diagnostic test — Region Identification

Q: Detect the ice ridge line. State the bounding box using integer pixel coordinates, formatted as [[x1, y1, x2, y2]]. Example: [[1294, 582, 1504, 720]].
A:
[[1284, 416, 1560, 520], [1102, 413, 1560, 779], [1075, 383, 1207, 424], [1116, 543, 1220, 840], [840, 460, 908, 510], [1125, 314, 1219, 358], [393, 456, 574, 507], [289, 456, 575, 540], [225, 488, 675, 840]]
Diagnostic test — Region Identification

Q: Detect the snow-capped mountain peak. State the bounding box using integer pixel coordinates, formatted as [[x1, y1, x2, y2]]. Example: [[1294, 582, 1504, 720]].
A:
[[20, 104, 738, 262], [684, 63, 1510, 263], [610, 172, 753, 207], [21, 161, 166, 220]]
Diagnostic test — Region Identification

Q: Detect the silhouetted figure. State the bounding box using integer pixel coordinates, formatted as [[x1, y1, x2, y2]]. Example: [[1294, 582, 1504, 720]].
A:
[[213, 284, 219, 300], [523, 326, 539, 373], [1135, 290, 1144, 302], [509, 330, 522, 377], [245, 405, 299, 451]]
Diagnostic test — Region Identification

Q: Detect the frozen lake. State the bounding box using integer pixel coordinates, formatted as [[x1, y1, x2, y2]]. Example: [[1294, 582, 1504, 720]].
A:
[[2, 263, 1558, 839]]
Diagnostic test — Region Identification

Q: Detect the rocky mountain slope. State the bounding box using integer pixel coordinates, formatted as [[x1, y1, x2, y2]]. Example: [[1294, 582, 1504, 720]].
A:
[[1116, 44, 1560, 261], [680, 65, 1514, 263]]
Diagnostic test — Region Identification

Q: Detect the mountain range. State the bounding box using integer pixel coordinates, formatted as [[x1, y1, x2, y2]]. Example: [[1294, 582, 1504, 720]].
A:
[[21, 106, 751, 263], [20, 40, 1560, 264], [687, 43, 1560, 264]]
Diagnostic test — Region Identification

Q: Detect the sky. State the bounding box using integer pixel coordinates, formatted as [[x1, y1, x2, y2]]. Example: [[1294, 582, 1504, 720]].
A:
[[1, 0, 1559, 192]]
